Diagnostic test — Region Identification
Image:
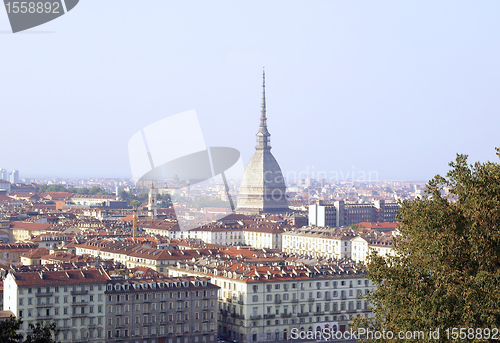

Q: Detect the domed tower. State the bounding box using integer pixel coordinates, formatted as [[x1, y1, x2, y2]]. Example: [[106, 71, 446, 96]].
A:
[[236, 71, 289, 214]]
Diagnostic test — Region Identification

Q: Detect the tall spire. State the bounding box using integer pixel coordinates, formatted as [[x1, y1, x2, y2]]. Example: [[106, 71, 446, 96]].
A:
[[257, 69, 270, 149]]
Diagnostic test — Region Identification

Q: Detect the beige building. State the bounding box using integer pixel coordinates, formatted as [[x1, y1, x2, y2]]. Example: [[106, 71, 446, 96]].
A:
[[9, 222, 53, 242], [0, 243, 39, 266]]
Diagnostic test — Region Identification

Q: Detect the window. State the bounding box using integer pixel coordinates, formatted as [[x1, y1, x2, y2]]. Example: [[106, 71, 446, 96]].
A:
[[252, 295, 258, 302]]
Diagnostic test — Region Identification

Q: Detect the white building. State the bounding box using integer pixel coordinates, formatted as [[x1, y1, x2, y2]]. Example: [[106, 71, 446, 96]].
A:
[[351, 233, 395, 264], [282, 228, 356, 259], [9, 170, 20, 184], [168, 258, 374, 343], [3, 268, 110, 342]]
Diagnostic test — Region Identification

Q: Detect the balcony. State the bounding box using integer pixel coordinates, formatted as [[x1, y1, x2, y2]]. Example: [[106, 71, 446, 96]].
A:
[[36, 292, 53, 297], [37, 315, 52, 320], [274, 299, 282, 304], [313, 311, 324, 316], [307, 298, 315, 302], [35, 303, 52, 308], [237, 300, 244, 305], [330, 311, 341, 315], [249, 315, 261, 320], [297, 313, 309, 317], [341, 296, 347, 300], [281, 313, 292, 318], [324, 295, 332, 300], [263, 314, 275, 319], [72, 313, 88, 318], [347, 309, 357, 313], [71, 301, 88, 306], [71, 290, 88, 296], [291, 299, 298, 303]]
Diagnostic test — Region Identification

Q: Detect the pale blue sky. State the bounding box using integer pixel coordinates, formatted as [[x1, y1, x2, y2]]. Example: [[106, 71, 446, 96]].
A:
[[1, 1, 500, 181]]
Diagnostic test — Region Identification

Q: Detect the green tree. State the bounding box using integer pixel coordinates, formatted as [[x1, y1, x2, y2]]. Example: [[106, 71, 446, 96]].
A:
[[0, 315, 23, 343], [24, 321, 59, 343], [355, 150, 500, 342]]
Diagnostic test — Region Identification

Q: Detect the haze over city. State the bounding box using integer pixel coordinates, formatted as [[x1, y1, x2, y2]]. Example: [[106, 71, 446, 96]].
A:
[[2, 1, 500, 181]]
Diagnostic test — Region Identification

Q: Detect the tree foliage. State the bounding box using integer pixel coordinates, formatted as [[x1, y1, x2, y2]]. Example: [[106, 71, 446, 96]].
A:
[[38, 184, 108, 196], [24, 321, 59, 343], [0, 317, 58, 343], [355, 150, 500, 342], [0, 315, 23, 343]]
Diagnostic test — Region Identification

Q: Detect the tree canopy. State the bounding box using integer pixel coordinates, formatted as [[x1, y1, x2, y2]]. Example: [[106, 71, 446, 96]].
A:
[[0, 316, 23, 343], [38, 184, 108, 196], [0, 317, 58, 343], [24, 321, 59, 343], [355, 150, 500, 342]]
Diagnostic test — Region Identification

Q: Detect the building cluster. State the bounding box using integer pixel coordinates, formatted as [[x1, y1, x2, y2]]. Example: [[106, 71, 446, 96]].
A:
[[0, 75, 406, 343]]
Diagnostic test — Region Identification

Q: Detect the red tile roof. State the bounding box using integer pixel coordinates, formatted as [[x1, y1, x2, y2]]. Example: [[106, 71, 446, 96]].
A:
[[11, 268, 111, 286]]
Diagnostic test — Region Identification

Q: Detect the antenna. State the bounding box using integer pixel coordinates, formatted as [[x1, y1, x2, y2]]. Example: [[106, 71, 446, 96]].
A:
[[133, 206, 137, 242]]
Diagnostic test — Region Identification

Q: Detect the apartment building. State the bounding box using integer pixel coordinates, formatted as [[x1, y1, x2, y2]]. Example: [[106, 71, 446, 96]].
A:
[[104, 274, 219, 343], [242, 225, 283, 250], [3, 268, 110, 342], [309, 200, 400, 227], [281, 228, 356, 259], [351, 233, 394, 264], [0, 243, 39, 265], [167, 258, 374, 342], [185, 226, 244, 246], [9, 222, 53, 242], [282, 227, 395, 262]]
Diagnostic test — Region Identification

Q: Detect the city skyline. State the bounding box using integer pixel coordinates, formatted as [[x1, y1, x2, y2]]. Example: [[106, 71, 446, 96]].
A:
[[2, 1, 500, 181]]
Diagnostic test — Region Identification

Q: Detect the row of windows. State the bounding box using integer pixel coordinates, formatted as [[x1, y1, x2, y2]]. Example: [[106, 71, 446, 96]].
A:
[[251, 289, 370, 302], [19, 294, 100, 306], [18, 306, 103, 318], [107, 300, 213, 313], [108, 323, 215, 338], [107, 311, 215, 325], [107, 290, 213, 302], [251, 280, 370, 293], [20, 285, 102, 294]]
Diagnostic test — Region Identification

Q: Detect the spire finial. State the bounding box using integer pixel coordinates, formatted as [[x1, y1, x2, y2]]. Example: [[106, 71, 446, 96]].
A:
[[257, 69, 270, 149], [261, 68, 266, 121]]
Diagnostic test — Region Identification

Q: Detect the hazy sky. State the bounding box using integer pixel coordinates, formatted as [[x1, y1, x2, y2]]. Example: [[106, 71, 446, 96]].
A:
[[1, 1, 500, 182]]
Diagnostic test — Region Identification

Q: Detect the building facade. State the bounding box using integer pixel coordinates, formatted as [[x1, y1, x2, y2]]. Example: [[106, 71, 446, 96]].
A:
[[3, 268, 110, 342], [104, 275, 219, 343], [168, 259, 374, 343]]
